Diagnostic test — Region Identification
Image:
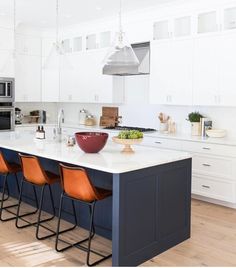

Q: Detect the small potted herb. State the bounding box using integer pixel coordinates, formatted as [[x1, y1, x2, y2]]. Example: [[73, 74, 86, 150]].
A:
[[187, 112, 203, 136]]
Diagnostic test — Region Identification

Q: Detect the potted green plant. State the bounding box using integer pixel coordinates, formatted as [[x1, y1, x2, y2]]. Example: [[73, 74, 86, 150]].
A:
[[187, 112, 203, 136]]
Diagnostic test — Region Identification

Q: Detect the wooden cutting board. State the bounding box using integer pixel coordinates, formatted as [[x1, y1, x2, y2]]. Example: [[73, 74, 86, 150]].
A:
[[100, 116, 117, 127], [102, 107, 119, 118]]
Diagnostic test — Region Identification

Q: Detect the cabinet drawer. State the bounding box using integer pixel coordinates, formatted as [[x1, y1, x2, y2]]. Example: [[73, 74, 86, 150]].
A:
[[183, 141, 236, 157], [192, 176, 236, 203], [192, 155, 232, 179], [143, 137, 182, 150]]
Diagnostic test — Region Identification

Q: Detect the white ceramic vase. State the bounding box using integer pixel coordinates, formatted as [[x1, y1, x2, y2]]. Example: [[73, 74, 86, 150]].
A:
[[191, 122, 201, 136]]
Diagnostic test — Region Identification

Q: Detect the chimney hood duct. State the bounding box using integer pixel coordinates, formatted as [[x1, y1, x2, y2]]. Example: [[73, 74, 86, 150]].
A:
[[103, 42, 150, 76]]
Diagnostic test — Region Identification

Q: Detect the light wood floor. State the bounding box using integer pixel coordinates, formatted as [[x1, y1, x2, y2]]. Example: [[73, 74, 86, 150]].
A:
[[0, 198, 236, 267]]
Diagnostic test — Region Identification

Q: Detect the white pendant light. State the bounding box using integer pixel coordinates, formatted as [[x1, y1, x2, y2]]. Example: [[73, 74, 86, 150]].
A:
[[43, 0, 72, 70], [102, 0, 139, 75]]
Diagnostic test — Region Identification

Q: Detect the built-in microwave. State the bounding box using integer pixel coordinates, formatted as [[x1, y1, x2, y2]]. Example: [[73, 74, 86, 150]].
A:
[[0, 77, 14, 102]]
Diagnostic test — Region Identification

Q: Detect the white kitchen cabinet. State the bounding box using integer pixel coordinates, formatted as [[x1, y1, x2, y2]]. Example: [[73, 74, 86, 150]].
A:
[[16, 33, 41, 56], [15, 54, 41, 102], [0, 27, 14, 50], [142, 135, 236, 205], [0, 50, 14, 78], [150, 39, 193, 105], [192, 35, 220, 106], [219, 33, 236, 106], [42, 67, 60, 102], [60, 49, 124, 104], [0, 27, 14, 77], [192, 175, 236, 203]]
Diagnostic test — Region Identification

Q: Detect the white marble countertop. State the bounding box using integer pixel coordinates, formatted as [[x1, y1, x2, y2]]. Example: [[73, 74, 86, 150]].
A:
[[15, 123, 236, 146], [0, 130, 190, 174]]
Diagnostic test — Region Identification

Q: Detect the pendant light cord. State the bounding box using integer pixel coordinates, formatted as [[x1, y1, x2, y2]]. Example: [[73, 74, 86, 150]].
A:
[[13, 0, 16, 57], [56, 0, 59, 46], [119, 0, 122, 33]]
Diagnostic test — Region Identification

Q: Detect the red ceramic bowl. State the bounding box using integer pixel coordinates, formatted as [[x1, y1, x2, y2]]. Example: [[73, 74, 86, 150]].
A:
[[75, 132, 109, 153]]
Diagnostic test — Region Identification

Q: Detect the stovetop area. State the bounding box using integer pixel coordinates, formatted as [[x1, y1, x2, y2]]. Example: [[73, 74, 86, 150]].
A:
[[103, 126, 157, 133]]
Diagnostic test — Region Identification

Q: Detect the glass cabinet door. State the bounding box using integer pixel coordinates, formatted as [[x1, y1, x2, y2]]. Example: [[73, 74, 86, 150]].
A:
[[86, 34, 97, 50], [99, 31, 111, 48], [73, 37, 82, 52], [198, 11, 218, 33], [62, 39, 72, 53], [224, 7, 236, 30], [174, 16, 191, 37], [153, 20, 170, 40]]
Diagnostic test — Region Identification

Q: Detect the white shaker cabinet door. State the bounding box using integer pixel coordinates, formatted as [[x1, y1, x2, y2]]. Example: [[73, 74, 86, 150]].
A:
[[193, 35, 220, 106], [149, 41, 172, 104], [0, 50, 14, 77], [150, 39, 193, 105], [219, 33, 236, 106], [15, 54, 41, 102], [169, 38, 193, 105], [42, 67, 60, 102]]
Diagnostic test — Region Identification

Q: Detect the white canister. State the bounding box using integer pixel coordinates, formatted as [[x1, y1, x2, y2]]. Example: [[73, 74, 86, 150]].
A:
[[79, 109, 87, 125]]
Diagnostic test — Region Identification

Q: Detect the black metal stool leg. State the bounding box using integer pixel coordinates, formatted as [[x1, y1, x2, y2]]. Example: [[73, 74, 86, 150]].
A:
[[55, 193, 81, 252], [87, 202, 96, 266], [14, 173, 20, 193], [15, 179, 39, 228], [36, 184, 57, 240], [86, 201, 112, 267], [0, 174, 9, 202], [0, 173, 20, 222]]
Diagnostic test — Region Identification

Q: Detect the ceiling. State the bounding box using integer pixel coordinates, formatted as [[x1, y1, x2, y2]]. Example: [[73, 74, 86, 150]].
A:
[[0, 0, 178, 28]]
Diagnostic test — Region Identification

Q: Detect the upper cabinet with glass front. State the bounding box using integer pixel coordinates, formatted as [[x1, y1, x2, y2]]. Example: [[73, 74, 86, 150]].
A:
[[153, 20, 171, 40], [223, 6, 236, 32], [197, 10, 219, 34], [153, 15, 192, 40]]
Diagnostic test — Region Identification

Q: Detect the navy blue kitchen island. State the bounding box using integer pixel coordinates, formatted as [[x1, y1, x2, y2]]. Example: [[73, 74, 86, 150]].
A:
[[0, 131, 191, 266]]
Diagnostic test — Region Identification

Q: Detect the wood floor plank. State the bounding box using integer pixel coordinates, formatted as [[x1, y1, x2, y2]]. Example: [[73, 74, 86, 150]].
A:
[[0, 198, 236, 266]]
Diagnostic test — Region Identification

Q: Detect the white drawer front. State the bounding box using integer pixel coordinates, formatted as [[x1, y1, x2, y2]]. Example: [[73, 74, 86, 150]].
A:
[[192, 155, 233, 179], [192, 176, 236, 203], [143, 137, 182, 150], [183, 141, 236, 157]]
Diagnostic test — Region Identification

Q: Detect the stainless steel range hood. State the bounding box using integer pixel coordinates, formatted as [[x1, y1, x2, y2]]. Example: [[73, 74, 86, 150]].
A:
[[103, 42, 150, 76]]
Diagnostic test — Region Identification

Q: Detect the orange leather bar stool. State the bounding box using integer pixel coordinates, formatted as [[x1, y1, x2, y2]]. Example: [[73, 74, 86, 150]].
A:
[[16, 153, 60, 240], [0, 151, 21, 221], [55, 164, 112, 266]]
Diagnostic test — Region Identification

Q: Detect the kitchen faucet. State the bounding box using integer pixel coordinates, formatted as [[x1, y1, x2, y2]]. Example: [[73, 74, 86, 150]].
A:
[[54, 108, 64, 140]]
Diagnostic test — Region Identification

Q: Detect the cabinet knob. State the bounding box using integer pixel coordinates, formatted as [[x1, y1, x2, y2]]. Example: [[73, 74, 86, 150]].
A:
[[155, 141, 162, 144]]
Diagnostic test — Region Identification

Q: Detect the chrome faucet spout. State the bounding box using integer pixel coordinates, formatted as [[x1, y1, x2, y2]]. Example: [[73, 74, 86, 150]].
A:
[[57, 108, 64, 135]]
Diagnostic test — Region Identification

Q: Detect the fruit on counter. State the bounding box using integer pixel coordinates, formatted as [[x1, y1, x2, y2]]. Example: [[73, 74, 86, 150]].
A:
[[117, 130, 143, 139]]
